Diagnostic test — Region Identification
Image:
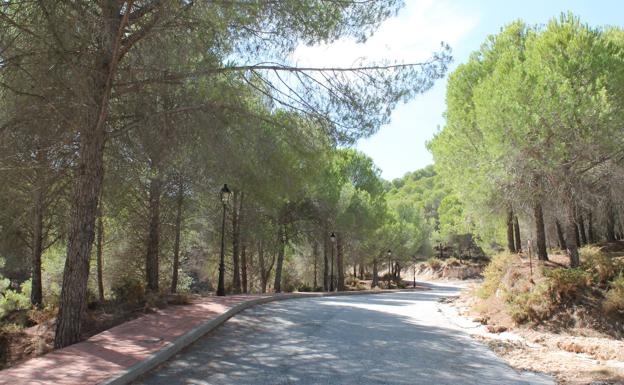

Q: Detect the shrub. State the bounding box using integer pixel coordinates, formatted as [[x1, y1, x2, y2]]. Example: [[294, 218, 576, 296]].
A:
[[426, 257, 443, 270], [111, 276, 145, 305], [345, 277, 360, 286], [445, 257, 461, 267], [506, 282, 553, 323], [603, 275, 624, 314], [544, 268, 591, 300], [0, 289, 30, 319], [580, 246, 619, 284], [297, 284, 313, 292], [478, 252, 517, 299]]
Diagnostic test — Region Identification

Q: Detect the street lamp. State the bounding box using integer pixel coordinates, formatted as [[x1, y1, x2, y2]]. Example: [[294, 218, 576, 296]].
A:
[[387, 249, 392, 286], [216, 184, 232, 296], [330, 232, 336, 292]]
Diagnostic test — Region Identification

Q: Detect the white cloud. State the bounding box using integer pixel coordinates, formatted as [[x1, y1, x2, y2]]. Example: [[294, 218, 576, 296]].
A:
[[291, 0, 481, 67]]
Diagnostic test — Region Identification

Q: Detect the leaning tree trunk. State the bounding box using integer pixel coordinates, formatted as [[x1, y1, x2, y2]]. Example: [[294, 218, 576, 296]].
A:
[[145, 174, 162, 292], [54, 108, 107, 348], [231, 192, 241, 293], [96, 202, 105, 302], [513, 215, 522, 252], [273, 225, 286, 293], [170, 178, 184, 293], [507, 208, 516, 253], [54, 3, 134, 349], [31, 181, 45, 308], [533, 202, 548, 261], [336, 233, 345, 291], [555, 219, 566, 250]]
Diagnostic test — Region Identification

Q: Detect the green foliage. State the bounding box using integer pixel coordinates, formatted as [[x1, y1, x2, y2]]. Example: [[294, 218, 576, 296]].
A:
[[478, 252, 516, 299], [0, 284, 31, 319]]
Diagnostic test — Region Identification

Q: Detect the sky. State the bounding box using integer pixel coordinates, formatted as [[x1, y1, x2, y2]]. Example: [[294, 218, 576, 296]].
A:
[[292, 0, 623, 180]]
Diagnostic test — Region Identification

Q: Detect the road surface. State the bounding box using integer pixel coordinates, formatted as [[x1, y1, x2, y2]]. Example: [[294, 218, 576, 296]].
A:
[[134, 282, 553, 385]]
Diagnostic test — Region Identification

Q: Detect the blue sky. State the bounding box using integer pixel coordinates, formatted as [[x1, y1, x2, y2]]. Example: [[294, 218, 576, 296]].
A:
[[294, 0, 623, 180]]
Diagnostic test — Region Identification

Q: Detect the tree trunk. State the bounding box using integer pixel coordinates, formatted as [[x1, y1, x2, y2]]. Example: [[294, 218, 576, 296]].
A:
[[336, 233, 345, 291], [533, 202, 548, 261], [513, 215, 522, 252], [323, 232, 329, 291], [145, 174, 161, 292], [231, 192, 241, 293], [96, 202, 105, 302], [241, 244, 248, 293], [578, 213, 588, 246], [555, 219, 566, 250], [606, 200, 617, 242], [565, 195, 580, 268], [587, 211, 595, 244], [31, 182, 44, 308], [507, 208, 516, 253], [258, 241, 268, 293], [359, 264, 365, 280], [372, 258, 379, 288], [312, 241, 318, 290], [394, 262, 401, 283], [170, 178, 184, 293], [54, 4, 131, 348], [274, 225, 286, 293], [574, 222, 581, 248], [353, 264, 357, 278]]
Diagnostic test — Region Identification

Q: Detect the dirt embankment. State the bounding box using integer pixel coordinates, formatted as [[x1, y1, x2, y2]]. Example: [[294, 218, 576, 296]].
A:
[[452, 242, 624, 385], [415, 258, 485, 280]]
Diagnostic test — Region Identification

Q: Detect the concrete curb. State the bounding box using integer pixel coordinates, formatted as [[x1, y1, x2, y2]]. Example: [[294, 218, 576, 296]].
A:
[[99, 289, 410, 385]]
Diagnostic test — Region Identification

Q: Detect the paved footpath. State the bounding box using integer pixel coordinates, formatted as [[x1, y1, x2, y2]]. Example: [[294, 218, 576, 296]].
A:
[[0, 295, 266, 385]]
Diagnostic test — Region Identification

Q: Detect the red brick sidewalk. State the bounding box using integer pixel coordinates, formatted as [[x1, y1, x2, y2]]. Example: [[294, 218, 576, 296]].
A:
[[0, 295, 263, 385]]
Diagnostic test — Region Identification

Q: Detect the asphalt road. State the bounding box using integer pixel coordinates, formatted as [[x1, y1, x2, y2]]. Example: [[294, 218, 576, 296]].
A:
[[134, 282, 554, 385]]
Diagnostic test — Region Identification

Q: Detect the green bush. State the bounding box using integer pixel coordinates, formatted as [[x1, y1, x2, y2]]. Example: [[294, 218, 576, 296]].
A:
[[0, 288, 30, 319], [426, 257, 443, 270], [544, 268, 591, 300], [603, 275, 624, 314], [478, 252, 517, 299]]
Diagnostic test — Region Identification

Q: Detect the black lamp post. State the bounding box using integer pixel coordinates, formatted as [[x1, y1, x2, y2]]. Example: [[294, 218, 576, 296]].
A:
[[330, 232, 336, 292], [216, 184, 232, 296], [387, 249, 392, 286]]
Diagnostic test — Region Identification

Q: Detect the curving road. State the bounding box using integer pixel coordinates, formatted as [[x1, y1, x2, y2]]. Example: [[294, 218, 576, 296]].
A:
[[133, 282, 553, 385]]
